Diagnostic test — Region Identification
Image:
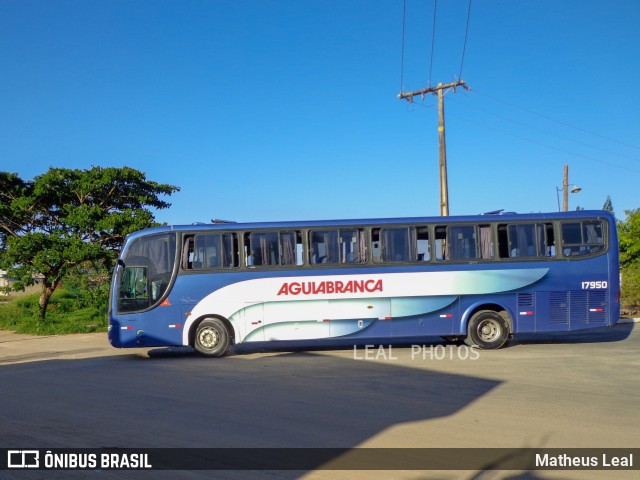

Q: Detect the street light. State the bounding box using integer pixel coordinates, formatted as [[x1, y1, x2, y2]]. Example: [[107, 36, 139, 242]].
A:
[[555, 164, 582, 212], [556, 185, 582, 211]]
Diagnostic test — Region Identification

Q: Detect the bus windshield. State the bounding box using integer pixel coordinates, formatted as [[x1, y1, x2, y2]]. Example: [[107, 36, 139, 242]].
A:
[[118, 233, 176, 313]]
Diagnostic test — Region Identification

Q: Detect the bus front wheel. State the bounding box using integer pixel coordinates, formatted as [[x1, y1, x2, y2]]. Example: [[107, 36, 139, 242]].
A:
[[464, 310, 509, 349], [194, 318, 230, 357]]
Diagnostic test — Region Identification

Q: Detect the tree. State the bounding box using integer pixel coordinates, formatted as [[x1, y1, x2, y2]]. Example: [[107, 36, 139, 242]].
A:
[[618, 209, 640, 268], [618, 209, 640, 313], [602, 195, 614, 215], [0, 166, 179, 320]]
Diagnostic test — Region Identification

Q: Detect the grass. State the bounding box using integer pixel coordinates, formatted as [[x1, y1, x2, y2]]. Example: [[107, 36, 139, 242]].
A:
[[0, 289, 107, 336]]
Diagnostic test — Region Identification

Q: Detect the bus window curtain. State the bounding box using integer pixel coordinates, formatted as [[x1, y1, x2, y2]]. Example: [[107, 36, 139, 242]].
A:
[[181, 237, 191, 269], [381, 229, 390, 262], [410, 228, 417, 261], [358, 229, 366, 262], [536, 224, 548, 256], [480, 227, 492, 259], [281, 233, 295, 265], [450, 229, 464, 259], [585, 223, 599, 243], [517, 226, 529, 256], [259, 235, 269, 266], [326, 231, 338, 263], [222, 234, 232, 267]]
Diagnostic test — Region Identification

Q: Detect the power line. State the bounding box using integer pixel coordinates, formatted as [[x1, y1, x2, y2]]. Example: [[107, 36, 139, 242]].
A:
[[401, 0, 472, 90], [444, 109, 640, 173], [407, 90, 640, 173], [428, 0, 437, 86], [400, 0, 407, 92], [472, 89, 640, 151], [398, 2, 474, 216], [399, 81, 469, 216], [448, 94, 640, 164], [458, 0, 472, 80]]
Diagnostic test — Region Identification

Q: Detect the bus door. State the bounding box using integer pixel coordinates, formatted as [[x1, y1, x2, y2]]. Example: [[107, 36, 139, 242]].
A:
[[145, 301, 185, 347], [114, 307, 185, 348], [117, 263, 184, 347]]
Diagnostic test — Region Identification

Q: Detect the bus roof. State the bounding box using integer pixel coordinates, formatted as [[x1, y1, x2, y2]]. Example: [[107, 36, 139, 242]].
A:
[[129, 210, 615, 238]]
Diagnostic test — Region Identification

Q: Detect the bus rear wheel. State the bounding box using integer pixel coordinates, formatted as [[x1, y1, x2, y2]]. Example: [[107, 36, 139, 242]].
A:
[[464, 310, 509, 349], [194, 318, 230, 357]]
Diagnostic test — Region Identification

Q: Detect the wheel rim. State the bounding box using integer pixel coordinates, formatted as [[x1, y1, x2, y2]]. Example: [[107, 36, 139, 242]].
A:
[[198, 327, 220, 350], [477, 318, 500, 342]]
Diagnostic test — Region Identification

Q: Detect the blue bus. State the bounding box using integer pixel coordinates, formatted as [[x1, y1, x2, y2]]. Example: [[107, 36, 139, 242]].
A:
[[108, 210, 620, 357]]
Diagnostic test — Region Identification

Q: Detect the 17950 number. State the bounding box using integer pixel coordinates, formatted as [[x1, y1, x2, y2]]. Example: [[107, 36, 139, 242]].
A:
[[581, 281, 608, 289]]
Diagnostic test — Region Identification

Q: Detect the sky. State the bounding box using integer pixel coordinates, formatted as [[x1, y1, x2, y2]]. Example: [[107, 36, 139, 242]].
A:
[[1, 0, 639, 225]]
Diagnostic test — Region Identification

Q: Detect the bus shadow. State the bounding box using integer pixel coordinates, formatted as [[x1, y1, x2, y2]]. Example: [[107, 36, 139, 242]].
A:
[[145, 321, 634, 358], [509, 321, 634, 347], [146, 336, 454, 358], [1, 349, 502, 477]]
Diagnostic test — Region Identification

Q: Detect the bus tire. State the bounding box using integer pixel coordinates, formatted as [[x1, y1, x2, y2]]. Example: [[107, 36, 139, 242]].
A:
[[464, 310, 509, 349], [194, 318, 230, 357]]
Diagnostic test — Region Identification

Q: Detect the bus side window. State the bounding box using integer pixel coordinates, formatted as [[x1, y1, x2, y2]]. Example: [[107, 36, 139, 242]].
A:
[[189, 233, 239, 269], [416, 226, 430, 261], [309, 229, 365, 264], [246, 232, 276, 266], [435, 226, 447, 261], [373, 226, 429, 263], [244, 232, 256, 266], [181, 236, 194, 269], [561, 221, 604, 257], [244, 231, 302, 267], [376, 227, 410, 263], [309, 230, 338, 264], [546, 224, 556, 256], [448, 225, 477, 260], [497, 225, 509, 259], [280, 231, 303, 266], [340, 229, 366, 263], [507, 224, 536, 258], [371, 229, 381, 263], [223, 233, 240, 268], [498, 223, 554, 259]]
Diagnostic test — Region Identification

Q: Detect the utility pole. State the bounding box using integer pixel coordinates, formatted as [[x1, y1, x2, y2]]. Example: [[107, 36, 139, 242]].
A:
[[562, 164, 569, 212], [398, 80, 469, 216], [556, 164, 581, 212]]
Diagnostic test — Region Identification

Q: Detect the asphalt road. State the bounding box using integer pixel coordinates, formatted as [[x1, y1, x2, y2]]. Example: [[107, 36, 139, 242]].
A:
[[0, 322, 638, 480]]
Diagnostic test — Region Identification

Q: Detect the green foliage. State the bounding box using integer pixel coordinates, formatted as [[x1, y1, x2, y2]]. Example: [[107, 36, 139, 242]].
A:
[[621, 265, 640, 315], [0, 289, 107, 335], [0, 166, 179, 320], [618, 209, 640, 315], [602, 195, 614, 215], [618, 209, 640, 268], [63, 262, 111, 311]]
